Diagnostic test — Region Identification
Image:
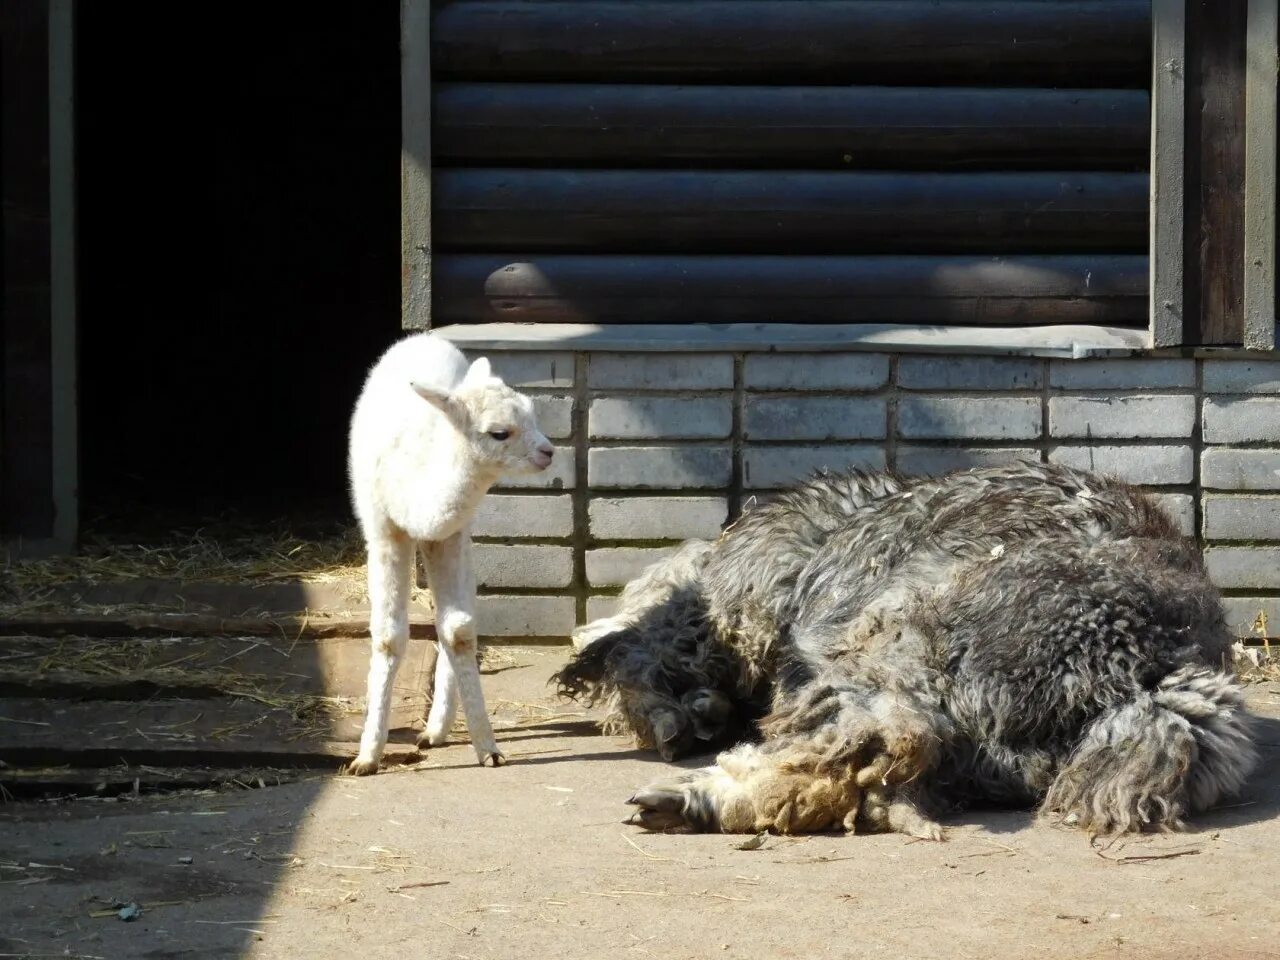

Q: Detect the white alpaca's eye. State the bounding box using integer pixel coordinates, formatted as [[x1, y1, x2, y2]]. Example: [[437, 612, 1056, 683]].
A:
[[488, 430, 510, 441]]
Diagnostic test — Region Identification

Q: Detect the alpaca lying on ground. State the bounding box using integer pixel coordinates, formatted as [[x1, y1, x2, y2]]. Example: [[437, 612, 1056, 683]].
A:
[[348, 333, 554, 775], [556, 462, 1257, 837]]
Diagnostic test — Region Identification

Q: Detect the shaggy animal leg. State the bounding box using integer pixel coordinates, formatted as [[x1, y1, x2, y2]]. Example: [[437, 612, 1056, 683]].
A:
[[627, 741, 863, 835], [423, 532, 505, 767], [766, 684, 944, 791], [858, 785, 945, 841], [1042, 667, 1256, 834], [351, 531, 414, 775]]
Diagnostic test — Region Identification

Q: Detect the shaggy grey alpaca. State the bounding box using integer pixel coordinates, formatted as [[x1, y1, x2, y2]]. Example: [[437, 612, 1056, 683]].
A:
[[555, 462, 1257, 838]]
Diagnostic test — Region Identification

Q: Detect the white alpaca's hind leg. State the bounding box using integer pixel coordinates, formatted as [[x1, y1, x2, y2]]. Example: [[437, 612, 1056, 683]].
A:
[[351, 529, 414, 775], [425, 531, 505, 766], [421, 638, 459, 748]]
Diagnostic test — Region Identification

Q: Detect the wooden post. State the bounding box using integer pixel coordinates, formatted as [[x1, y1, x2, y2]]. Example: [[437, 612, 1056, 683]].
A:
[[401, 0, 432, 330], [1151, 0, 1187, 347], [1245, 0, 1279, 350], [48, 0, 77, 549]]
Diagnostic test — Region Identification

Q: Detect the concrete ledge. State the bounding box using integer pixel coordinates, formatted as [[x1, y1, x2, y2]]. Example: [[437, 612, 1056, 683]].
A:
[[434, 323, 1149, 357]]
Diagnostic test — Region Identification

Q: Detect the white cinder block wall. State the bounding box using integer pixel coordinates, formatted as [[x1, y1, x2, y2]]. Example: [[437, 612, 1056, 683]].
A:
[[463, 350, 1280, 643]]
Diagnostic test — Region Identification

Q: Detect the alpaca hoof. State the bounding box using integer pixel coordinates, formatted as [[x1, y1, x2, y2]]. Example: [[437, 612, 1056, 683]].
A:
[[909, 820, 946, 842], [626, 772, 722, 832], [415, 731, 443, 751], [480, 750, 507, 767], [348, 758, 380, 777]]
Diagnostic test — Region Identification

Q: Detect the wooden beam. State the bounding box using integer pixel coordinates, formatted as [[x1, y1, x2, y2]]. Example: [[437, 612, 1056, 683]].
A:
[[434, 0, 1151, 88], [435, 169, 1148, 255], [48, 0, 77, 549], [1189, 0, 1249, 345], [434, 254, 1149, 327], [1150, 0, 1187, 347], [400, 0, 431, 330], [1, 0, 55, 540], [435, 84, 1150, 171], [1245, 0, 1279, 349]]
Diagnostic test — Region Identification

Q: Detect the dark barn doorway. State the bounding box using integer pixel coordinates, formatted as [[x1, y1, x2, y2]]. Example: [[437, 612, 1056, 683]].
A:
[[75, 6, 401, 528]]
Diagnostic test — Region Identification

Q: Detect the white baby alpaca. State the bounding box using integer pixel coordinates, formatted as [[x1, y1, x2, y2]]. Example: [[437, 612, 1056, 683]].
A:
[[348, 333, 554, 775]]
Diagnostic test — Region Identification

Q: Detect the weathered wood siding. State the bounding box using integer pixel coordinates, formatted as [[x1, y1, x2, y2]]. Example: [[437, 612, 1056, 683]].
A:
[[2, 0, 55, 542], [425, 0, 1153, 328]]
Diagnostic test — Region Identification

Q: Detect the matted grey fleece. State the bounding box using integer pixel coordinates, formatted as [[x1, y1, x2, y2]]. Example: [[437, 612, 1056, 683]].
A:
[[555, 462, 1258, 839]]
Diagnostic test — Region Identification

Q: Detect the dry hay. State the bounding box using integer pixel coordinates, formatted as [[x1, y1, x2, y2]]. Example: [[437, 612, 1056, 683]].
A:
[[5, 515, 365, 592], [1233, 610, 1279, 683], [0, 635, 360, 741]]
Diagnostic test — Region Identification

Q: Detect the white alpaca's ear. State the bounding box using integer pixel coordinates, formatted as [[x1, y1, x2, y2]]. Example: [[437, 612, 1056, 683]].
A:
[[411, 381, 462, 419], [462, 356, 493, 387]]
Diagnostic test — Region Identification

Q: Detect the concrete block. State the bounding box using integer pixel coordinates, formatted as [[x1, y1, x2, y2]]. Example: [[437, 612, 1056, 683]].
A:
[[496, 446, 575, 490], [470, 351, 574, 388], [1202, 496, 1280, 541], [1202, 398, 1280, 443], [1220, 597, 1280, 638], [588, 353, 733, 390], [897, 446, 1039, 476], [1151, 492, 1195, 537], [531, 395, 573, 439], [472, 544, 574, 589], [745, 397, 886, 441], [1202, 359, 1280, 394], [1049, 395, 1196, 439], [471, 495, 574, 539], [897, 397, 1041, 440], [585, 596, 620, 623], [587, 547, 680, 586], [1049, 445, 1194, 485], [1049, 359, 1195, 390], [1201, 449, 1280, 490], [588, 446, 732, 489], [477, 595, 577, 638], [1204, 547, 1280, 590], [898, 356, 1042, 390], [743, 445, 886, 489], [589, 396, 732, 440], [744, 353, 889, 391], [589, 497, 728, 540]]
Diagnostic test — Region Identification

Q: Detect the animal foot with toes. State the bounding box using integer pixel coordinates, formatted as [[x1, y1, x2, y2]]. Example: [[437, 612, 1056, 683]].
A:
[[348, 757, 381, 777]]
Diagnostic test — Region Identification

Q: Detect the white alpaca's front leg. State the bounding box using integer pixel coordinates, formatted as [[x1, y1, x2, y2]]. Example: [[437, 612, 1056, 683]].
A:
[[424, 531, 505, 766], [421, 634, 459, 748], [351, 529, 414, 775]]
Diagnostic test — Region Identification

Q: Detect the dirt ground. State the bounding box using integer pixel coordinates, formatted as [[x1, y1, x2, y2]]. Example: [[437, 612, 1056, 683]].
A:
[[4, 646, 1279, 960]]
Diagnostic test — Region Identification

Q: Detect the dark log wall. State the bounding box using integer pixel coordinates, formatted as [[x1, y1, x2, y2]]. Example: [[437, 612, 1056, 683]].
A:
[[429, 0, 1153, 328]]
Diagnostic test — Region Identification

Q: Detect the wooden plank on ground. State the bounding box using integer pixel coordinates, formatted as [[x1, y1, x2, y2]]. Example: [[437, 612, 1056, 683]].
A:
[[435, 254, 1149, 327], [0, 632, 434, 701], [435, 170, 1149, 255], [0, 697, 401, 768], [0, 612, 436, 640]]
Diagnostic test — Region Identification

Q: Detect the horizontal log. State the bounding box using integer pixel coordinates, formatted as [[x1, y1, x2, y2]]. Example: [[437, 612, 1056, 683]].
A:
[[433, 1, 1151, 87], [435, 84, 1150, 170], [434, 255, 1149, 326], [435, 170, 1149, 254]]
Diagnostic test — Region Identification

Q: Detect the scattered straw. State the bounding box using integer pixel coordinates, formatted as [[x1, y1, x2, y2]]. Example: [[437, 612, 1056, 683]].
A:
[[0, 635, 361, 741]]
